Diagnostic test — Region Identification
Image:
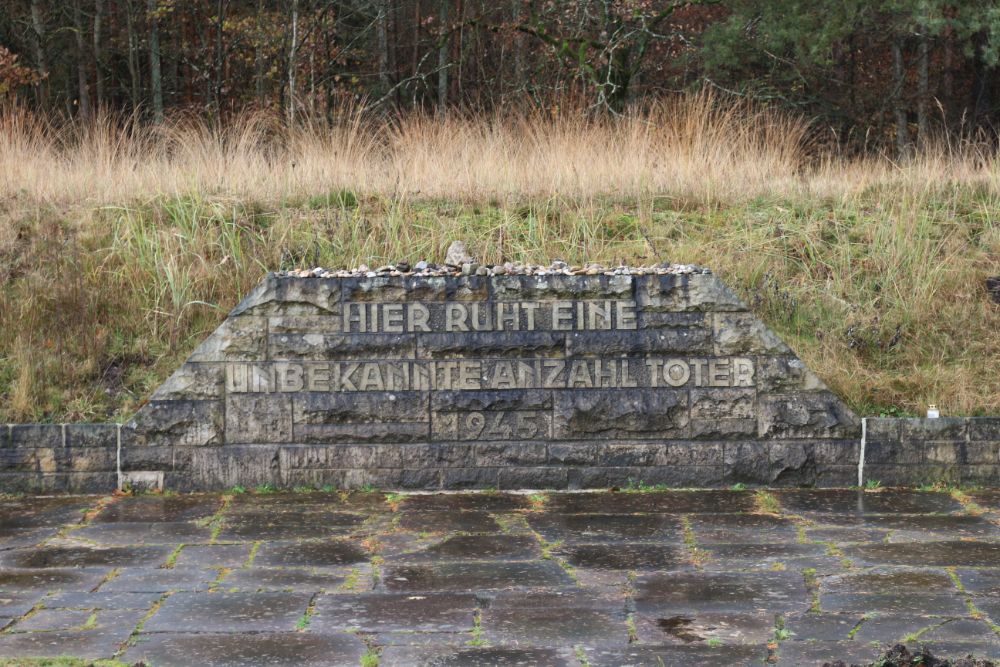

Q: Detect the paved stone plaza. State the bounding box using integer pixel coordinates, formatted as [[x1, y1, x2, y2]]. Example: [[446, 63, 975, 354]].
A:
[[2, 489, 1000, 665]]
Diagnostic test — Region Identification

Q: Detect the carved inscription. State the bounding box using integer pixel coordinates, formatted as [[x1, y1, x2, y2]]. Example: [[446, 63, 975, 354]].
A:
[[226, 357, 754, 393], [342, 300, 638, 332], [216, 294, 769, 444]]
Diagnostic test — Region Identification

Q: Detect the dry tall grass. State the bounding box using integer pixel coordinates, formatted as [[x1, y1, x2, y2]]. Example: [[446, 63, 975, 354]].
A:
[[0, 93, 998, 421]]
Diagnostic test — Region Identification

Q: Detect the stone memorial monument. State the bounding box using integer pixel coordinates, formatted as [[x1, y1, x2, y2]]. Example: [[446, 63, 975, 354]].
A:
[[123, 261, 862, 490]]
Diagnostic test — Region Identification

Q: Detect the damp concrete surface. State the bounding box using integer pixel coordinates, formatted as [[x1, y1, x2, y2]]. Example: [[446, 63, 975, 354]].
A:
[[0, 489, 999, 665]]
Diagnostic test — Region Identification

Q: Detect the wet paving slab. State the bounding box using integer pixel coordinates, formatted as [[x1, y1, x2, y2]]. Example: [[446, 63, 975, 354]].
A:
[[221, 565, 372, 592], [525, 513, 683, 543], [312, 592, 477, 632], [142, 591, 313, 632], [380, 645, 581, 666], [2, 488, 1000, 665], [122, 631, 368, 667], [776, 489, 964, 514], [545, 490, 755, 514], [844, 540, 1000, 567], [553, 543, 690, 570], [632, 611, 775, 645]]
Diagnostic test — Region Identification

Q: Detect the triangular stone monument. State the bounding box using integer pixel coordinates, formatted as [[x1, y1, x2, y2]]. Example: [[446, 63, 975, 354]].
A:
[[123, 267, 860, 490]]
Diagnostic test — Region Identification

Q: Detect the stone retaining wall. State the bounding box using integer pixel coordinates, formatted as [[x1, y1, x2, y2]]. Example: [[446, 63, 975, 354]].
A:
[[2, 418, 999, 492], [0, 424, 119, 493], [863, 418, 1000, 487]]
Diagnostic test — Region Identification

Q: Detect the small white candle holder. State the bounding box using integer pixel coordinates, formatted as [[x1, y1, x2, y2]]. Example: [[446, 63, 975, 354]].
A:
[[926, 404, 940, 419]]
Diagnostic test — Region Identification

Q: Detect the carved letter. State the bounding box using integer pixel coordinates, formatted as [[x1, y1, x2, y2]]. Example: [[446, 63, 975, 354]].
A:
[[407, 303, 430, 332], [616, 301, 638, 329], [383, 304, 404, 333], [446, 304, 469, 331]]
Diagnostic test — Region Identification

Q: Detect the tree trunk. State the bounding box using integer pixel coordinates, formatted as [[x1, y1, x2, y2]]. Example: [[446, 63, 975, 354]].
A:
[[28, 0, 48, 107], [943, 25, 954, 131], [125, 0, 140, 112], [93, 0, 105, 108], [971, 32, 991, 132], [148, 0, 164, 122], [72, 0, 92, 119], [891, 36, 910, 158], [287, 0, 299, 124], [376, 0, 390, 94], [510, 0, 524, 95], [254, 0, 265, 105], [917, 29, 929, 147], [437, 0, 449, 114], [213, 0, 225, 115]]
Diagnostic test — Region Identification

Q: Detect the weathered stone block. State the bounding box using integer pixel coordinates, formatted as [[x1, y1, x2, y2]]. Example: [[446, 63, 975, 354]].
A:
[[0, 471, 116, 494], [191, 445, 281, 488], [553, 390, 689, 439], [267, 315, 342, 334], [10, 424, 63, 449], [758, 393, 859, 439], [964, 441, 1000, 465], [231, 275, 341, 316], [292, 392, 429, 444], [691, 388, 755, 419], [225, 395, 292, 444], [64, 423, 117, 449], [925, 441, 961, 464], [658, 442, 725, 467], [638, 311, 710, 330], [270, 333, 416, 360], [474, 442, 547, 466], [969, 419, 1000, 441], [565, 329, 710, 356], [723, 441, 844, 486], [491, 274, 633, 301], [151, 363, 225, 401], [498, 467, 568, 489], [899, 418, 968, 442], [343, 275, 487, 302], [636, 273, 746, 312], [568, 465, 723, 489], [129, 401, 223, 447], [187, 317, 267, 362], [713, 313, 791, 355], [1, 445, 116, 473], [419, 332, 564, 358], [960, 465, 1000, 485], [431, 390, 552, 412], [809, 440, 860, 466], [396, 443, 474, 468], [864, 437, 922, 465], [755, 356, 827, 393], [122, 445, 191, 472], [690, 419, 758, 440], [440, 467, 500, 490]]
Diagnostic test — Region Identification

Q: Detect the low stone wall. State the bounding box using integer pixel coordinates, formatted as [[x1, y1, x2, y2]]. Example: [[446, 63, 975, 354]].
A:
[[0, 424, 119, 493], [863, 417, 1000, 487], [4, 418, 999, 493]]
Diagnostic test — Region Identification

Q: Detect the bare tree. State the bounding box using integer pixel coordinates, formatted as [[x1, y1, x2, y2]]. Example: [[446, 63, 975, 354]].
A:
[[148, 0, 164, 122], [892, 36, 910, 157], [287, 0, 299, 123], [93, 0, 105, 107], [72, 0, 92, 118], [29, 0, 48, 106], [437, 0, 449, 113]]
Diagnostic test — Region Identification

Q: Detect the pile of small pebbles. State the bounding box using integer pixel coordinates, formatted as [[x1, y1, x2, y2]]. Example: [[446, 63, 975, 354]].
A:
[[278, 261, 708, 279]]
